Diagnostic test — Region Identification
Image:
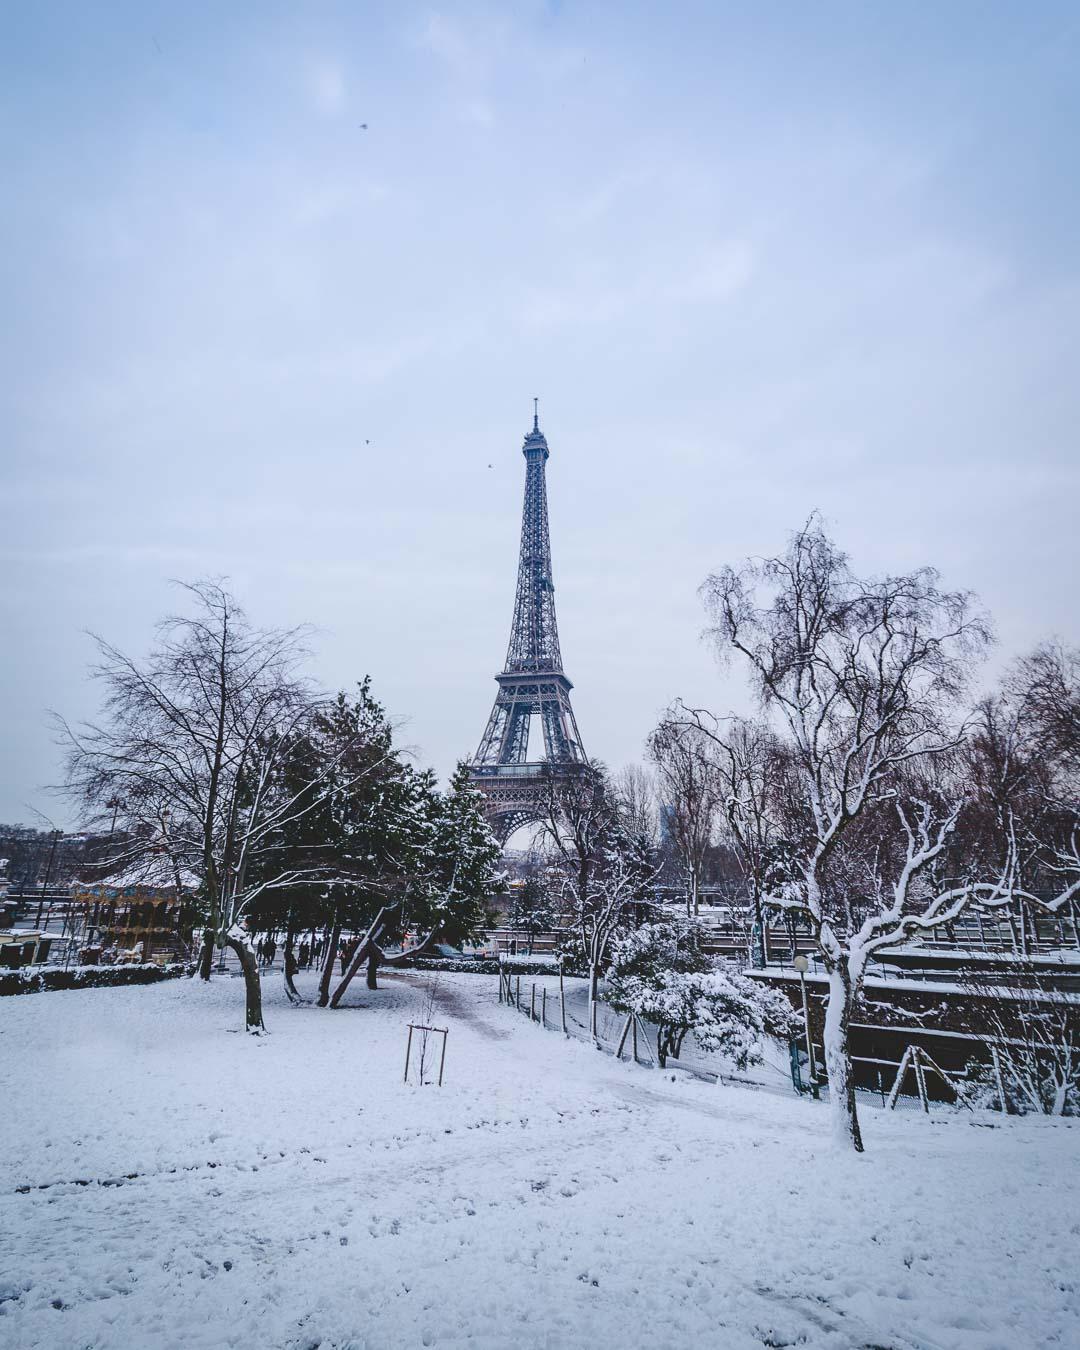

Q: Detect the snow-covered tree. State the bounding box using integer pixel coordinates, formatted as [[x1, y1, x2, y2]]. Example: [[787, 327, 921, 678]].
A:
[[608, 917, 798, 1067], [327, 762, 501, 1006], [963, 962, 1080, 1116], [1000, 642, 1080, 926], [699, 519, 1013, 1150], [254, 680, 417, 1006], [540, 763, 656, 1029], [505, 875, 557, 953], [58, 583, 387, 1033], [665, 710, 796, 961]]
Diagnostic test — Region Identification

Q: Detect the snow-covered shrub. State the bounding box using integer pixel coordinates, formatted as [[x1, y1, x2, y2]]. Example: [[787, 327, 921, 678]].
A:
[[964, 1022, 1080, 1117], [0, 962, 191, 998], [607, 919, 799, 1067]]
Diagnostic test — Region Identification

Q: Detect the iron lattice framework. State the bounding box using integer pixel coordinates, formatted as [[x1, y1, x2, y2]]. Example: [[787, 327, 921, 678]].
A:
[[469, 407, 588, 842]]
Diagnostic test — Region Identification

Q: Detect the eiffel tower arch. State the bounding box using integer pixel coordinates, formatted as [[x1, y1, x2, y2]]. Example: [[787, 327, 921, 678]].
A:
[[468, 405, 588, 844]]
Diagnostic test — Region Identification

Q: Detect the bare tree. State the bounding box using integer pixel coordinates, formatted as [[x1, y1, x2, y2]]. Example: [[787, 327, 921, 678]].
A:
[[539, 764, 654, 1036], [647, 720, 719, 916], [670, 711, 794, 963], [961, 696, 1057, 954], [57, 582, 379, 1033], [700, 519, 1013, 1151], [1007, 641, 1080, 776], [613, 763, 659, 851], [1005, 642, 1080, 926], [956, 645, 1080, 955]]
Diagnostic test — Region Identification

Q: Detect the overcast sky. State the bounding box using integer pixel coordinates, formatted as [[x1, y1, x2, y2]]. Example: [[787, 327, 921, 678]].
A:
[[4, 1, 1079, 826]]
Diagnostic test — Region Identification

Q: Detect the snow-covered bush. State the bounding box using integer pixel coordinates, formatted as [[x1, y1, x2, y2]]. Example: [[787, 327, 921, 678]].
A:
[[607, 919, 799, 1067], [0, 962, 190, 998], [964, 1021, 1080, 1117]]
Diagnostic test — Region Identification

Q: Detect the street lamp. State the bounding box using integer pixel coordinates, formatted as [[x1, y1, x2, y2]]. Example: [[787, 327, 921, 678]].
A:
[[792, 954, 819, 1098]]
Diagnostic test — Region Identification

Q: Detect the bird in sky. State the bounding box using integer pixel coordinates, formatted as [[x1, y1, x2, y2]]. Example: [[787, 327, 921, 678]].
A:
[[359, 123, 368, 130]]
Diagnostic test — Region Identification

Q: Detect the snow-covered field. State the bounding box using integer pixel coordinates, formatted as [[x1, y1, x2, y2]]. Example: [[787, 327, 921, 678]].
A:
[[1, 971, 1077, 1350]]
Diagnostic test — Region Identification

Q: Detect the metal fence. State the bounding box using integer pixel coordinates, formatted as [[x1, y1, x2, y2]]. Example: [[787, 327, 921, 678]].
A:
[[497, 968, 976, 1114], [498, 969, 803, 1097]]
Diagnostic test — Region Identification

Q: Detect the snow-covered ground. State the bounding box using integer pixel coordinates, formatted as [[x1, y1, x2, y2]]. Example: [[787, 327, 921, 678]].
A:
[[1, 970, 1077, 1350]]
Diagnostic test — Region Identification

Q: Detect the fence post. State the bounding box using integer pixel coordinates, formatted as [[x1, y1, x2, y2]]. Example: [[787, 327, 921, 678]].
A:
[[632, 1016, 639, 1063], [515, 975, 520, 1009], [615, 1013, 632, 1059], [541, 987, 547, 1027], [559, 965, 568, 1035], [530, 983, 536, 1021], [913, 1048, 930, 1112], [403, 1024, 414, 1084], [918, 1047, 972, 1109], [886, 1046, 914, 1110]]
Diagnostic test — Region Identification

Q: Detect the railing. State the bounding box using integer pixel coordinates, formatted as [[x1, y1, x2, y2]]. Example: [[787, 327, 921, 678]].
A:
[[498, 970, 985, 1112], [471, 764, 555, 778]]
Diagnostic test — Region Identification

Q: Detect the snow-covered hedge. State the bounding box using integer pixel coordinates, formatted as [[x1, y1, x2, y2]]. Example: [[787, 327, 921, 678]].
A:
[[0, 962, 192, 997], [405, 955, 574, 977], [409, 957, 502, 975]]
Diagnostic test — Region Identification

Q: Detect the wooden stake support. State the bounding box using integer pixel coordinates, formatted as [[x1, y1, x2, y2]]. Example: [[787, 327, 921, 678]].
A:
[[404, 1023, 449, 1087], [885, 1043, 970, 1111]]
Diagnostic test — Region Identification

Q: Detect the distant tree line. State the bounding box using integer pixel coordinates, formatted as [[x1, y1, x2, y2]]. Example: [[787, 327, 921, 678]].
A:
[[0, 824, 115, 891]]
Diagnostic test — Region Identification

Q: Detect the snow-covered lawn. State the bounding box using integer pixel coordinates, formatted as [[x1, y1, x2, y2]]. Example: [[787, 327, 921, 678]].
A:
[[1, 971, 1077, 1350]]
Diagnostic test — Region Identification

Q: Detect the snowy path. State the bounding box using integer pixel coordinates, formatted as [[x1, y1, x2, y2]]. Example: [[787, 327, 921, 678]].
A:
[[1, 971, 1077, 1349]]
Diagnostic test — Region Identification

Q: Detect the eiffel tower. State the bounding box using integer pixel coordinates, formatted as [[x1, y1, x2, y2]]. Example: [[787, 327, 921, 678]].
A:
[[469, 404, 588, 842]]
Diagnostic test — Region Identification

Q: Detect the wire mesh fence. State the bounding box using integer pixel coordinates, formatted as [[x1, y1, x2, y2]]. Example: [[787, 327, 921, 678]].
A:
[[496, 968, 981, 1114], [497, 968, 803, 1098]]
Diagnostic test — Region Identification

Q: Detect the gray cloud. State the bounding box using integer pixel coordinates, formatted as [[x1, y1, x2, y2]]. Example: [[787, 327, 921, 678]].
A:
[[3, 1, 1079, 822]]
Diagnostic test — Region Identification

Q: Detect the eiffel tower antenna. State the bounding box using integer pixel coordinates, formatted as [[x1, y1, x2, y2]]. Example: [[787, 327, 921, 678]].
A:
[[469, 407, 588, 842]]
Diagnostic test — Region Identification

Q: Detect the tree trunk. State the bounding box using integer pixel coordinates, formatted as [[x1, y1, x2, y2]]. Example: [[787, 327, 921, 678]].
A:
[[226, 935, 265, 1033], [753, 891, 768, 967], [329, 906, 394, 1008], [196, 928, 214, 981], [283, 925, 304, 1004], [588, 963, 601, 1045], [823, 965, 864, 1152], [366, 950, 379, 989], [317, 921, 342, 1008]]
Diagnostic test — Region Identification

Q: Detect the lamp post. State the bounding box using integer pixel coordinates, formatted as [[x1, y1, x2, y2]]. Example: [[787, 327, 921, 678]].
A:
[[792, 954, 819, 1099]]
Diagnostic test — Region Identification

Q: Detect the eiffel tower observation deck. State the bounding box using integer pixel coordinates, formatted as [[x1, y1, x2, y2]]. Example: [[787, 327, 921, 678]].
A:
[[469, 404, 588, 842]]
